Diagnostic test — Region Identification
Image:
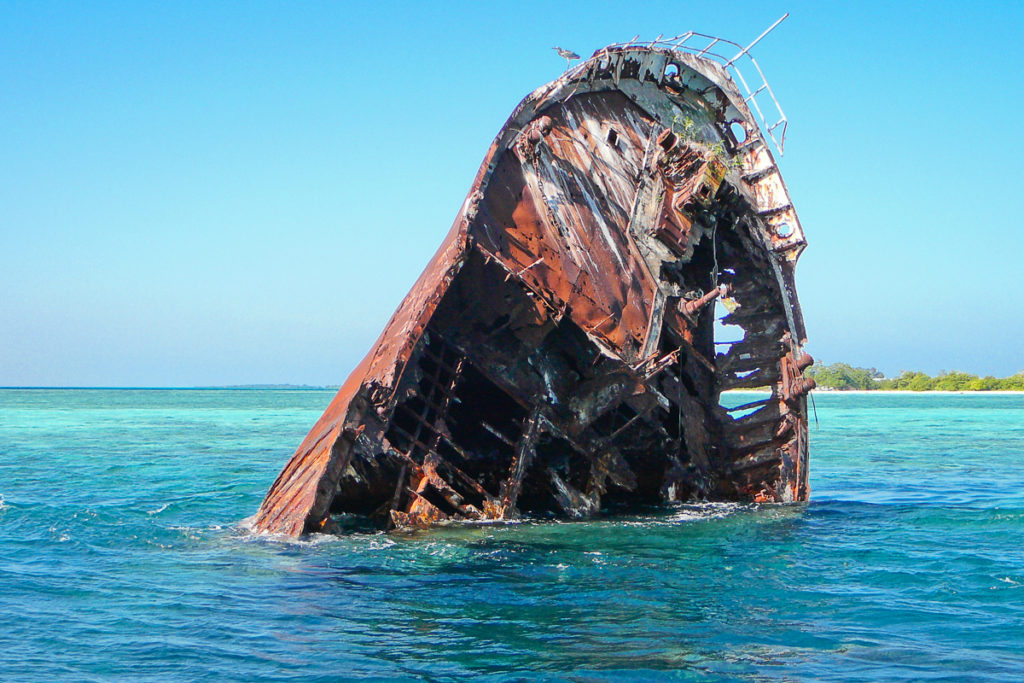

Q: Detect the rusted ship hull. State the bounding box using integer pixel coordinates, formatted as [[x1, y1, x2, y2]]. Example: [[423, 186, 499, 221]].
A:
[[254, 42, 813, 536]]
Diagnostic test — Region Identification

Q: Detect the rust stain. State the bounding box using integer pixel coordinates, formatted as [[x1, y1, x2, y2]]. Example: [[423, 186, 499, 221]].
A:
[[253, 41, 812, 536]]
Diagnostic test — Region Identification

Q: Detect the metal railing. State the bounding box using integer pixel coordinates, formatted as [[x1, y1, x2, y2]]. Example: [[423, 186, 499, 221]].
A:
[[601, 15, 791, 155]]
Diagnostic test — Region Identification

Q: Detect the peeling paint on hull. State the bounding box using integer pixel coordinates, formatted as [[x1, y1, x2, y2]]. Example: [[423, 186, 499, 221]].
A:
[[254, 43, 813, 536]]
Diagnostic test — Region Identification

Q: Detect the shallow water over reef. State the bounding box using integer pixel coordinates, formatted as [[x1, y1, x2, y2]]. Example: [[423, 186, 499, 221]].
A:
[[1, 389, 1022, 680]]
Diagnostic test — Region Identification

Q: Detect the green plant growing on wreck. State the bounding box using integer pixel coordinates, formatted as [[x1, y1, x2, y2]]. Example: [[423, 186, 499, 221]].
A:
[[671, 114, 743, 170], [672, 113, 699, 139]]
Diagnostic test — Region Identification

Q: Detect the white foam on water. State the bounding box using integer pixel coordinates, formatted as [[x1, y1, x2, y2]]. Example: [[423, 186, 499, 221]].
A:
[[234, 518, 351, 547], [664, 501, 748, 523], [236, 514, 257, 532], [617, 501, 750, 528], [366, 537, 397, 550]]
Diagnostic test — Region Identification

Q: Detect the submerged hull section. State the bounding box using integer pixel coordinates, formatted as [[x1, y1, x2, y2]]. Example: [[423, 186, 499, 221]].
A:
[[254, 45, 813, 536]]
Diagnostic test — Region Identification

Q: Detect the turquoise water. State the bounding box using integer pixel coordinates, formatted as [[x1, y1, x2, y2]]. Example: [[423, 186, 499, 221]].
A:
[[1, 389, 1022, 681]]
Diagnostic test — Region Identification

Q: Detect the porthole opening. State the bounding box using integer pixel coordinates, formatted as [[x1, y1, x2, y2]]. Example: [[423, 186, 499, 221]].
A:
[[729, 121, 747, 144]]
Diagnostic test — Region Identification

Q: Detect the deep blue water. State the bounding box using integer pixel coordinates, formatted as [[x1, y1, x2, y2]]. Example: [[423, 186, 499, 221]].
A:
[[1, 389, 1022, 681]]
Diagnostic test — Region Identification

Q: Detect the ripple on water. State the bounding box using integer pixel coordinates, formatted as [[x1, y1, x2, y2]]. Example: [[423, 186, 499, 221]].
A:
[[1, 389, 1023, 681]]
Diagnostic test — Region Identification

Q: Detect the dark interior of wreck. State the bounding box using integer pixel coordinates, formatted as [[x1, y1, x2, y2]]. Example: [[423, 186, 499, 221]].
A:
[[326, 179, 808, 529]]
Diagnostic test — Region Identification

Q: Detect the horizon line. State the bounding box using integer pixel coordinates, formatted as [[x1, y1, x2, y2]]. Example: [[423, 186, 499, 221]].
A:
[[0, 384, 342, 390]]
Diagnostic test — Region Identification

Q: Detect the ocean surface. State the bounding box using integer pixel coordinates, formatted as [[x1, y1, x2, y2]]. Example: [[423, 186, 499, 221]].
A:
[[1, 389, 1021, 681]]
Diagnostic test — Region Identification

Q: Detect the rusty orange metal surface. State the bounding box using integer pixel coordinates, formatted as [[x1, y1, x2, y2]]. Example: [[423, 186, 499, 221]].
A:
[[253, 43, 811, 536]]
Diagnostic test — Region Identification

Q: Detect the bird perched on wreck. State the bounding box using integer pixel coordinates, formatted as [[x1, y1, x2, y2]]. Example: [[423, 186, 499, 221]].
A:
[[552, 46, 580, 69]]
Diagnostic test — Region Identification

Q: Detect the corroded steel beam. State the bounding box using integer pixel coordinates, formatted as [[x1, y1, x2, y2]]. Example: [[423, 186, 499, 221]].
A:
[[253, 42, 811, 536]]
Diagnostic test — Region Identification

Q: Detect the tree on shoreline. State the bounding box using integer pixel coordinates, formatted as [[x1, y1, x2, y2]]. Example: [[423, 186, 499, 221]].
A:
[[806, 364, 1024, 391]]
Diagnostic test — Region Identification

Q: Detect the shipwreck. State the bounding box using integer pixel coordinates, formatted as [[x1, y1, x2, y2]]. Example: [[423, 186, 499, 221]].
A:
[[254, 30, 813, 536]]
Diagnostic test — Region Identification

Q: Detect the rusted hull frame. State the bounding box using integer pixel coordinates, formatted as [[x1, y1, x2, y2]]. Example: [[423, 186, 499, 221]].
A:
[[254, 44, 812, 536]]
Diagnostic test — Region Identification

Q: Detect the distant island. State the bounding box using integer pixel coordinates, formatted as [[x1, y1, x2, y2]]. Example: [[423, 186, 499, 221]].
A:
[[806, 363, 1024, 391]]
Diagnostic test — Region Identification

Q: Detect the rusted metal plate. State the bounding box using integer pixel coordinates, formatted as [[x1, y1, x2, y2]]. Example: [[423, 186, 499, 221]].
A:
[[253, 41, 811, 536]]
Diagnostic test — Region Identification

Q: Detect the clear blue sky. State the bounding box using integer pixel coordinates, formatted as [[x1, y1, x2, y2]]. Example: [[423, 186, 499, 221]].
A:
[[2, 1, 1022, 386]]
